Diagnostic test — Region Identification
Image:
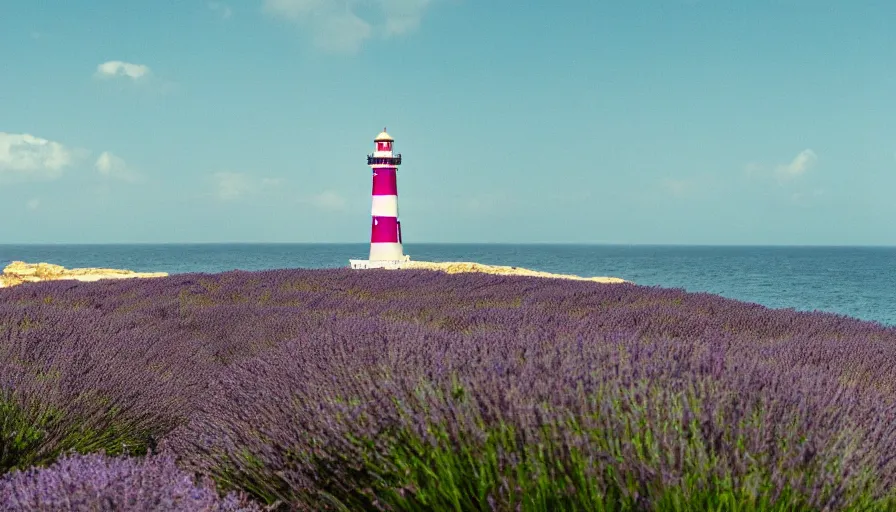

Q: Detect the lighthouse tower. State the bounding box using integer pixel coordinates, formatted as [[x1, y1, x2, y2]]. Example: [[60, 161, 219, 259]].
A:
[[349, 128, 411, 270]]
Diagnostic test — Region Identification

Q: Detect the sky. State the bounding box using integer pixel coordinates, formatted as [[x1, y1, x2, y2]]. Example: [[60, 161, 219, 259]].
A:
[[1, 0, 894, 245]]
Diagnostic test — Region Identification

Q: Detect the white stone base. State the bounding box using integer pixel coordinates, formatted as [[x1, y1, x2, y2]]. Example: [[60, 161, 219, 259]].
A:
[[349, 255, 411, 270]]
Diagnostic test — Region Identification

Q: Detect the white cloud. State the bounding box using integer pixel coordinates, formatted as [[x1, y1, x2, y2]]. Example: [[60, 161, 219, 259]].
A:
[[310, 190, 347, 210], [381, 0, 431, 36], [208, 1, 233, 18], [214, 172, 255, 201], [212, 172, 281, 201], [314, 10, 372, 53], [96, 151, 141, 183], [0, 132, 76, 180], [776, 149, 817, 178], [263, 0, 433, 53], [294, 189, 348, 210], [95, 60, 151, 80], [264, 0, 332, 20], [742, 150, 824, 205], [26, 198, 40, 210], [744, 149, 819, 185]]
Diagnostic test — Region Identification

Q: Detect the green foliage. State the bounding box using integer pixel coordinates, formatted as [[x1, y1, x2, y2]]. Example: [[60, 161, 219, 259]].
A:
[[0, 395, 51, 475], [265, 380, 893, 511], [0, 391, 154, 476]]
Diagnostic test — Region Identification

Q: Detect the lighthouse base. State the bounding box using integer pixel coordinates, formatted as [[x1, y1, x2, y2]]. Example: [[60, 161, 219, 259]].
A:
[[349, 255, 411, 270]]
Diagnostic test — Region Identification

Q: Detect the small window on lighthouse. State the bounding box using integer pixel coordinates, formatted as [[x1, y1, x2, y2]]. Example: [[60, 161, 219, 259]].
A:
[[378, 142, 391, 152]]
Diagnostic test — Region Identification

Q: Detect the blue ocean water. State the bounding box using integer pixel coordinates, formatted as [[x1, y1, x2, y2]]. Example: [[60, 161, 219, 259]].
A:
[[1, 244, 894, 327]]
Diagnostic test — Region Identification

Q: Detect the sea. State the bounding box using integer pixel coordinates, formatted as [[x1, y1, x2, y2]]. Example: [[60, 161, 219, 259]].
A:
[[1, 244, 894, 327]]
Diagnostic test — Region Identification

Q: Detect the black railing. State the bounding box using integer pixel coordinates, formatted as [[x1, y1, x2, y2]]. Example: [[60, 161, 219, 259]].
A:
[[367, 154, 402, 166]]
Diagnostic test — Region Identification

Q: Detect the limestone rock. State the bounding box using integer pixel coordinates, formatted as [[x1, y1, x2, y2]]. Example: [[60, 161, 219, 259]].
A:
[[399, 260, 628, 283], [0, 261, 168, 288]]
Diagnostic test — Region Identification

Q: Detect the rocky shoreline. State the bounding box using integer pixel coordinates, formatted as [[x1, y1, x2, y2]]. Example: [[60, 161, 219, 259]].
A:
[[0, 261, 168, 288], [1, 260, 626, 288], [400, 260, 627, 283]]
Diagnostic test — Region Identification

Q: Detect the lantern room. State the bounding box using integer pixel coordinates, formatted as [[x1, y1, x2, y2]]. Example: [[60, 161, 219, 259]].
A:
[[368, 127, 402, 166], [374, 128, 394, 153]]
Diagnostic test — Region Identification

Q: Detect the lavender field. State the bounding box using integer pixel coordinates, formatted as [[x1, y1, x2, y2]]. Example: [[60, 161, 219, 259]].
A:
[[1, 268, 895, 511]]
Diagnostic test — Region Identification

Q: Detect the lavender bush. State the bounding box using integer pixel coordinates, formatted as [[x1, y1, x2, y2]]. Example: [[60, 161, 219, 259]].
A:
[[170, 321, 896, 510], [0, 451, 259, 511], [2, 268, 896, 510], [0, 289, 212, 473]]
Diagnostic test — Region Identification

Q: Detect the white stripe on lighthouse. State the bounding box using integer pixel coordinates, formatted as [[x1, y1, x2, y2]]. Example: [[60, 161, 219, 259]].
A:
[[369, 242, 404, 261], [371, 195, 398, 217]]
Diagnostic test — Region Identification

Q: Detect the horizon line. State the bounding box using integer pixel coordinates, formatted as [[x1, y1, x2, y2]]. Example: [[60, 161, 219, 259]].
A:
[[2, 242, 896, 248]]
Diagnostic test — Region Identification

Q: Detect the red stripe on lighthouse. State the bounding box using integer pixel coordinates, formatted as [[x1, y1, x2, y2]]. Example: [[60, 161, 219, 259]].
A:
[[372, 168, 398, 196], [371, 216, 399, 243]]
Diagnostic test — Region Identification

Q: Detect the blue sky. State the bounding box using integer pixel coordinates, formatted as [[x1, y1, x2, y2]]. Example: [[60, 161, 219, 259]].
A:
[[1, 0, 894, 244]]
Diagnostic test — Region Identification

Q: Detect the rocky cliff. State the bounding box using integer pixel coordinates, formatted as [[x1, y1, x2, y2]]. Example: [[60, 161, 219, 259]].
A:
[[0, 261, 168, 288]]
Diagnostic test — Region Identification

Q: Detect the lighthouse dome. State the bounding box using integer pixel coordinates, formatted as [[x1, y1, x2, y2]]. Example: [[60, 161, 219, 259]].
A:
[[374, 129, 394, 142]]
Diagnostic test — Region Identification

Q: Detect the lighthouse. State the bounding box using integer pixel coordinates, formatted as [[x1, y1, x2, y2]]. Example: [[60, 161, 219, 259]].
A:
[[349, 128, 411, 270]]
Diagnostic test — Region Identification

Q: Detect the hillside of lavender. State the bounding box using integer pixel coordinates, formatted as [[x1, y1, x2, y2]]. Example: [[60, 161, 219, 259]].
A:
[[2, 244, 895, 326], [2, 268, 896, 510]]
